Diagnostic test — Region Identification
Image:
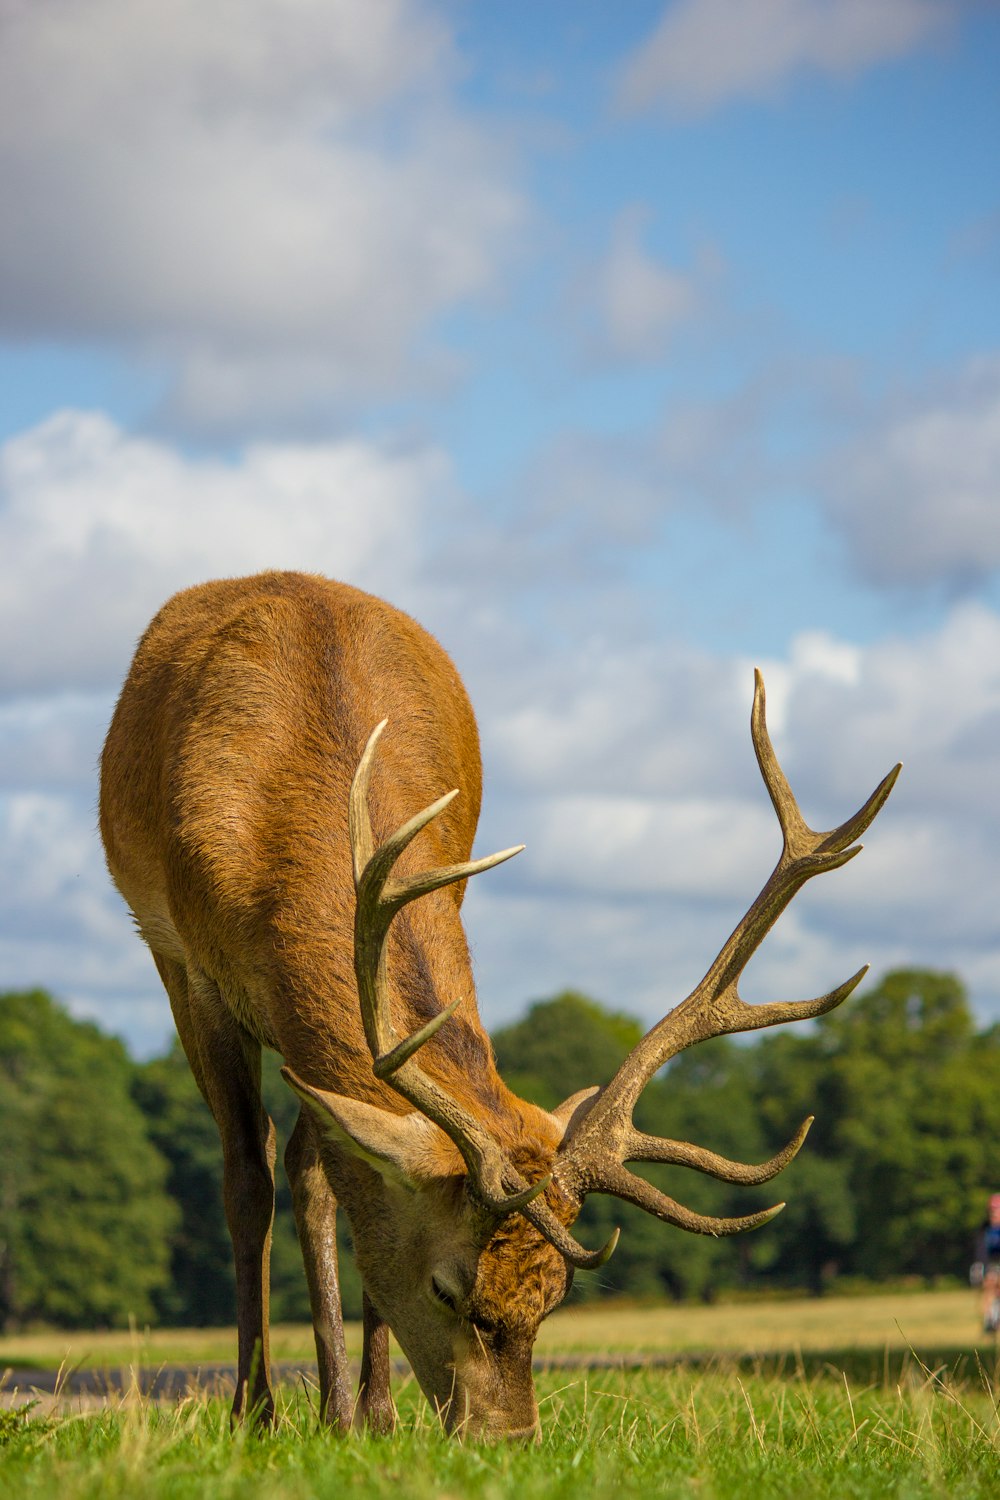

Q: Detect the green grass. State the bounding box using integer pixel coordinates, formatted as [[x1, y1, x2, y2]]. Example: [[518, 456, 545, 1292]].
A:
[[3, 1363, 1000, 1499], [4, 1292, 1000, 1497]]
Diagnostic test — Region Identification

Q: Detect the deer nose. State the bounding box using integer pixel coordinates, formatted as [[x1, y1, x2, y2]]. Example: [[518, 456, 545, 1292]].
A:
[[479, 1416, 542, 1444], [447, 1407, 541, 1443], [464, 1423, 541, 1444]]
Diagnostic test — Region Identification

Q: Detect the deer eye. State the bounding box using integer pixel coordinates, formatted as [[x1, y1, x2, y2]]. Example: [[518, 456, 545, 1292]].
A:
[[430, 1276, 458, 1313]]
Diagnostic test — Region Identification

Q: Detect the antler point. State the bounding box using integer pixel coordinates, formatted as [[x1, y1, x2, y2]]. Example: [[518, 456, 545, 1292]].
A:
[[597, 1227, 621, 1266]]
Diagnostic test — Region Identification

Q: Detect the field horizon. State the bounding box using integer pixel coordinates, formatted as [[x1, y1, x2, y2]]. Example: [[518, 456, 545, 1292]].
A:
[[1, 1285, 992, 1380]]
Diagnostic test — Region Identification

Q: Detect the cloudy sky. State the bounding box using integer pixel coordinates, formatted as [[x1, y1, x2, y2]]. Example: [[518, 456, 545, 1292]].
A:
[[2, 0, 999, 1058]]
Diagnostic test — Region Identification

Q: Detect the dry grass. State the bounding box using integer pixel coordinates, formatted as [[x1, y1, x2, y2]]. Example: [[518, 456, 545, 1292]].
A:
[[536, 1286, 985, 1357], [0, 1287, 989, 1375]]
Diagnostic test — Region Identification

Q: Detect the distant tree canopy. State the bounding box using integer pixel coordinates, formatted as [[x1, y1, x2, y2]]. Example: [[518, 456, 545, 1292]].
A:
[[131, 1041, 235, 1326], [492, 990, 643, 1108], [757, 968, 998, 1289], [0, 990, 176, 1330], [1, 969, 998, 1329], [133, 1042, 360, 1327], [492, 990, 775, 1302], [490, 970, 1000, 1300]]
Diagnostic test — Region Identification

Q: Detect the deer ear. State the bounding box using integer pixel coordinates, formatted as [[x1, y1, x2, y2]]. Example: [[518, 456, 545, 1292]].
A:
[[548, 1086, 601, 1143], [282, 1067, 440, 1190]]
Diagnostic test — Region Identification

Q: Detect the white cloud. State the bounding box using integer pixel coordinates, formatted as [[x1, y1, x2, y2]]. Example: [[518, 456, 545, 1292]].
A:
[[3, 406, 1000, 1053], [521, 794, 777, 901], [483, 636, 754, 800], [6, 587, 1000, 1054], [0, 409, 450, 695], [824, 364, 1000, 588], [576, 208, 703, 363], [0, 788, 172, 1052], [512, 353, 1000, 598], [747, 632, 862, 740], [617, 0, 948, 116], [0, 0, 522, 427], [763, 602, 1000, 829], [472, 600, 1000, 1037], [0, 693, 112, 793]]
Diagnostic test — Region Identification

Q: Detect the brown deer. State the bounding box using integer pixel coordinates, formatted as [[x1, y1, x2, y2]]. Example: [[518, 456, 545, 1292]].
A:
[[99, 571, 898, 1438]]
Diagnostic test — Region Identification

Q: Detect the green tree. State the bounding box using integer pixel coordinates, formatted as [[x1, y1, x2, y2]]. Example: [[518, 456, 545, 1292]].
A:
[[0, 990, 176, 1330], [492, 990, 643, 1109], [133, 1042, 363, 1325], [491, 972, 999, 1301], [750, 969, 995, 1289], [633, 1037, 781, 1300], [821, 970, 992, 1281], [748, 1029, 856, 1291], [260, 1050, 363, 1323], [132, 1042, 236, 1324], [493, 995, 770, 1301]]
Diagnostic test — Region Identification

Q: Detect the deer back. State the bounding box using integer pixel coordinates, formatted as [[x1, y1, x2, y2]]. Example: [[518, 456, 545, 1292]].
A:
[[100, 571, 491, 1105]]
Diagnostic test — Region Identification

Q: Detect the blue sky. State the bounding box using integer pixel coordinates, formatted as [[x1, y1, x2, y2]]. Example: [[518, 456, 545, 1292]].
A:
[[1, 0, 999, 1056]]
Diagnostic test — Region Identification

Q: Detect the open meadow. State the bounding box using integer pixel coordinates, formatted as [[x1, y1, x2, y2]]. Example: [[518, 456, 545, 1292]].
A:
[[0, 1285, 993, 1372], [4, 1290, 1000, 1497]]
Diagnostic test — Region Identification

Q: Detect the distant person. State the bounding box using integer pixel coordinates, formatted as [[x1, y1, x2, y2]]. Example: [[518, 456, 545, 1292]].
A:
[[971, 1194, 1000, 1331]]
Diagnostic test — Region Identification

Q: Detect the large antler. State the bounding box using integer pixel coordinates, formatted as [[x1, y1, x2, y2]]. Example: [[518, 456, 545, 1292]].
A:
[[552, 670, 901, 1238], [350, 721, 618, 1268]]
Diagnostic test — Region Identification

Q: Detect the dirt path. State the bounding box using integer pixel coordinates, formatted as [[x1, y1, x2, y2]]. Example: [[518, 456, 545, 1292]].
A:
[[5, 1339, 991, 1415], [1, 1351, 700, 1408]]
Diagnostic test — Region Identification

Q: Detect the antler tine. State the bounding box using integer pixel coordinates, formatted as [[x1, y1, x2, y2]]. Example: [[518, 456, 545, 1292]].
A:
[[597, 1163, 786, 1238], [351, 720, 515, 1192], [352, 723, 523, 906], [711, 965, 868, 1037], [350, 721, 614, 1265], [351, 720, 522, 1072], [752, 670, 901, 860], [626, 1115, 814, 1185], [552, 672, 899, 1222], [751, 670, 811, 853], [523, 1120, 810, 1267], [349, 719, 386, 880], [521, 1199, 621, 1269]]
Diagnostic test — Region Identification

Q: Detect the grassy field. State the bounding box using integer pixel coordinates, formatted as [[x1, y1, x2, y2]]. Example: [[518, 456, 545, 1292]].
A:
[[0, 1285, 990, 1370], [4, 1291, 1000, 1497]]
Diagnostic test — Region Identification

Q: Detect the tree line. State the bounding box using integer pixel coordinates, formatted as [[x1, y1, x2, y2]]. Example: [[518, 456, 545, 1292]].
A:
[[0, 969, 995, 1330]]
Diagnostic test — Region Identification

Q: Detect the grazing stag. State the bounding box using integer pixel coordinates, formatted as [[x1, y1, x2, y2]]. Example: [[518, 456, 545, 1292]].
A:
[[99, 572, 898, 1438]]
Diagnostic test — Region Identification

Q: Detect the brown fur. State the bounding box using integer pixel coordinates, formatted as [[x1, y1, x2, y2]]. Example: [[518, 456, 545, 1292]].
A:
[[99, 572, 572, 1437]]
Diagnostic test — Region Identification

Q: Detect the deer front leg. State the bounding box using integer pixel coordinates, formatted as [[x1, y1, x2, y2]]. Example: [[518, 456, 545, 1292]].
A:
[[223, 1104, 277, 1427], [357, 1288, 396, 1434], [285, 1110, 353, 1429], [157, 956, 277, 1427]]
